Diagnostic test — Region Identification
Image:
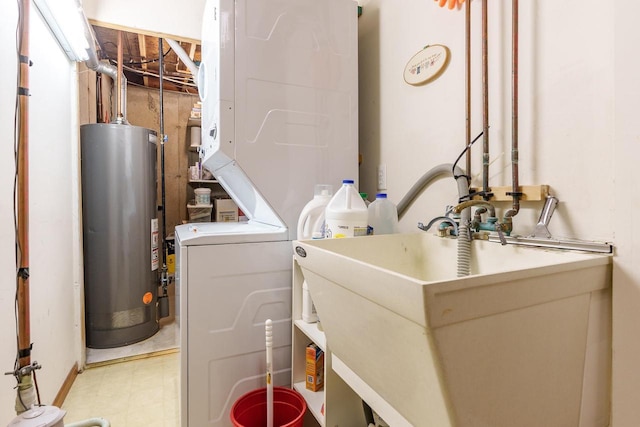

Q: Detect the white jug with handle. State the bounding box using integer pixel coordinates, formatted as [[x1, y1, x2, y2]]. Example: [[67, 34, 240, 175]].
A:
[[297, 184, 333, 239]]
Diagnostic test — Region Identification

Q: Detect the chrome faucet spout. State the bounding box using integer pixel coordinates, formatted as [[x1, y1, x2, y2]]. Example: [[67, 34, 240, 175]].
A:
[[419, 216, 459, 236]]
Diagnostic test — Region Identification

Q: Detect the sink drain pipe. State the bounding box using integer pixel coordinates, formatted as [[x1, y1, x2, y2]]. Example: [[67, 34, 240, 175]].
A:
[[65, 418, 110, 427]]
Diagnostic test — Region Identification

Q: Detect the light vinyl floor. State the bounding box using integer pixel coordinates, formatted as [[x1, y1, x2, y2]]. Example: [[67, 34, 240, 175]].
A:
[[61, 352, 179, 426], [86, 319, 179, 365]]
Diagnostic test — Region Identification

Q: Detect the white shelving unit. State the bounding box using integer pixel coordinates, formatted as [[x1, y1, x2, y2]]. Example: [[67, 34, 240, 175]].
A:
[[188, 179, 218, 184], [185, 118, 228, 222], [291, 258, 367, 426]]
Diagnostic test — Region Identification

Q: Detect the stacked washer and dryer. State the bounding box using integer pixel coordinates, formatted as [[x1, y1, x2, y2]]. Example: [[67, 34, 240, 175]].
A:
[[175, 0, 359, 425]]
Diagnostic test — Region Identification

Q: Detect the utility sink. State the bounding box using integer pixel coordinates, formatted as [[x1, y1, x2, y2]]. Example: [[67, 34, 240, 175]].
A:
[[293, 233, 612, 427]]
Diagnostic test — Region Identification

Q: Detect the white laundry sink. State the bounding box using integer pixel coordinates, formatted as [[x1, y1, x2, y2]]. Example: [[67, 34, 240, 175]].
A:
[[293, 233, 612, 427]]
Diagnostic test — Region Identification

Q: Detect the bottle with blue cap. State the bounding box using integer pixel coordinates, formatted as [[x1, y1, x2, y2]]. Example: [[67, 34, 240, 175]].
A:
[[368, 193, 399, 235], [324, 179, 368, 238]]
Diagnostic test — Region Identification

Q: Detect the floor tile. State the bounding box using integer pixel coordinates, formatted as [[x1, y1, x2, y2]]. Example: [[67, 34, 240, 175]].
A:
[[63, 347, 179, 426]]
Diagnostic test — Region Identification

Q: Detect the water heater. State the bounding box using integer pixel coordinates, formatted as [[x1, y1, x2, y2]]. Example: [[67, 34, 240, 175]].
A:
[[81, 123, 159, 348]]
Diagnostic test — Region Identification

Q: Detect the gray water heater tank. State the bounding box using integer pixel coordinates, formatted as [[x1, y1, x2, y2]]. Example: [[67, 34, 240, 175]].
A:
[[81, 123, 159, 348]]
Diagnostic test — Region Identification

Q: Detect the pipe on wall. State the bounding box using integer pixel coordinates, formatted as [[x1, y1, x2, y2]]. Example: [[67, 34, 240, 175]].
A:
[[116, 30, 124, 123], [481, 0, 491, 199], [81, 16, 127, 123], [465, 0, 472, 179], [17, 0, 31, 375], [505, 0, 522, 218], [159, 38, 167, 264]]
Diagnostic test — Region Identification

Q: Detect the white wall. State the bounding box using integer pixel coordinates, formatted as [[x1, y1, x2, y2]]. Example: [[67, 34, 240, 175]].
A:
[[2, 0, 638, 424], [82, 0, 206, 41], [612, 1, 640, 425], [359, 0, 614, 240], [0, 2, 206, 423], [358, 0, 638, 425], [0, 4, 81, 425], [0, 2, 206, 422], [0, 3, 20, 423]]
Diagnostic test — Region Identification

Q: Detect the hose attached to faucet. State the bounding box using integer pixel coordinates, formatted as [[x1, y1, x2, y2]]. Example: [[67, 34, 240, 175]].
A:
[[396, 164, 471, 277], [454, 173, 471, 277], [397, 164, 466, 220]]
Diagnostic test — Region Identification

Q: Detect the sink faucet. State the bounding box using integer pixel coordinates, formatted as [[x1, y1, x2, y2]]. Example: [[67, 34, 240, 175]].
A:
[[451, 200, 496, 217], [452, 200, 511, 243], [419, 216, 459, 237]]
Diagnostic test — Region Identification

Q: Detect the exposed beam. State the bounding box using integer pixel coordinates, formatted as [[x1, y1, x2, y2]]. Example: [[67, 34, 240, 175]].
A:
[[181, 42, 198, 90], [171, 41, 197, 92], [88, 19, 201, 45], [123, 31, 133, 61], [137, 34, 149, 87]]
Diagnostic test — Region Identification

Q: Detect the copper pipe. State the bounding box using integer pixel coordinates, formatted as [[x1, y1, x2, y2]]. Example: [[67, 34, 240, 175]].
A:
[[481, 0, 490, 199], [465, 0, 472, 178], [116, 31, 123, 122], [17, 0, 31, 369], [506, 0, 521, 217]]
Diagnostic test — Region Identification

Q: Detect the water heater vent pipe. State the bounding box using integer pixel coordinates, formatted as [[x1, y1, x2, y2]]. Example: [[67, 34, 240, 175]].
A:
[[82, 16, 127, 123], [115, 30, 124, 123]]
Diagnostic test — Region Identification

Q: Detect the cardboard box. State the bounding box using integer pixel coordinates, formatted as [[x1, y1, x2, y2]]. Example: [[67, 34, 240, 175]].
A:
[[305, 343, 324, 392], [166, 235, 175, 274], [187, 203, 213, 223], [214, 198, 239, 222]]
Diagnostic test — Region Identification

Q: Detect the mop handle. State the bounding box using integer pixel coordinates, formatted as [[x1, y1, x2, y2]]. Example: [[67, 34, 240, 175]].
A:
[[266, 319, 273, 427]]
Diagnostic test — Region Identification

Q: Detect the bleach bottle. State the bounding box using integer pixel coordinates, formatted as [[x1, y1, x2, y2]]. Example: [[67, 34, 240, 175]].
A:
[[297, 184, 333, 239], [325, 180, 368, 238], [368, 193, 399, 235]]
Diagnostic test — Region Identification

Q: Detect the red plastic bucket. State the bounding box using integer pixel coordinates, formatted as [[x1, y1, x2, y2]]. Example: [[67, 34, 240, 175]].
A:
[[230, 387, 307, 427]]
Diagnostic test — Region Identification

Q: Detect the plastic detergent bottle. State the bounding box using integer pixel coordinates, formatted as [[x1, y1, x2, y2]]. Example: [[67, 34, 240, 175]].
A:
[[297, 184, 333, 239], [368, 193, 399, 235], [325, 180, 368, 238], [301, 280, 318, 323]]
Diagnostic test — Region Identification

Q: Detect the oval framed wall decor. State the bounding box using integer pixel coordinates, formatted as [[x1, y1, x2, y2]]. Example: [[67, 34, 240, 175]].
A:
[[403, 44, 450, 86]]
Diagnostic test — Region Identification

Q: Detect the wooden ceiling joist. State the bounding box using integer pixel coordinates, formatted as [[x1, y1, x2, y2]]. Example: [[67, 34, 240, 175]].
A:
[[137, 34, 149, 87]]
